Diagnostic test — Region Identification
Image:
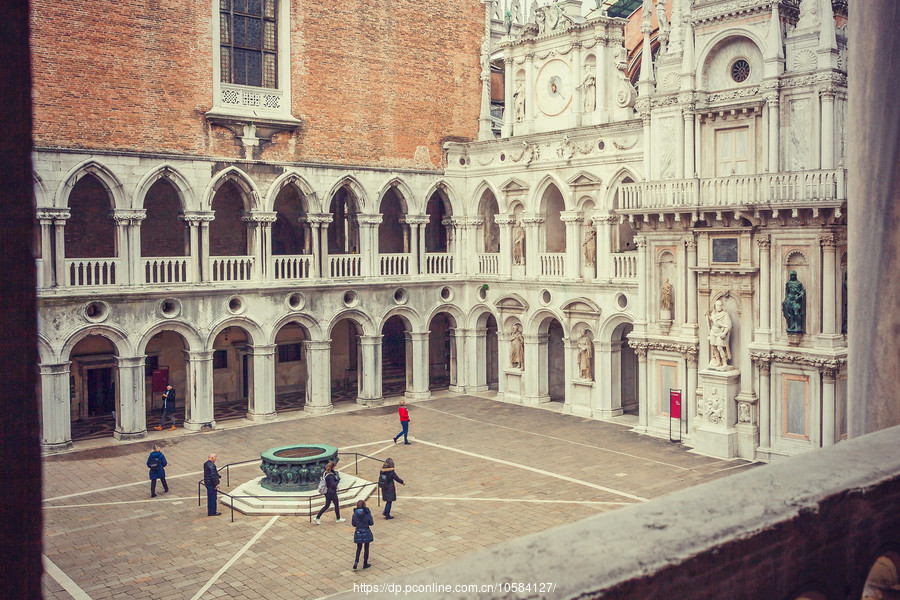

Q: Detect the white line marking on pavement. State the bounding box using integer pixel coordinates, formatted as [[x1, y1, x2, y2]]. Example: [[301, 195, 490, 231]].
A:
[[416, 404, 706, 472], [338, 443, 395, 475], [43, 554, 93, 600], [402, 495, 629, 507], [413, 439, 648, 502], [43, 440, 397, 503], [190, 515, 279, 600], [43, 496, 196, 508]]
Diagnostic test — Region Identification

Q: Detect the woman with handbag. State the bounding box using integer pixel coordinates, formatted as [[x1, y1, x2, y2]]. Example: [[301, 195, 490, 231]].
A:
[[378, 458, 405, 519], [351, 500, 374, 569]]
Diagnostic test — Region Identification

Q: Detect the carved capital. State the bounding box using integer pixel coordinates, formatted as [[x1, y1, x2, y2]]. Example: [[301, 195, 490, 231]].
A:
[[494, 215, 517, 226], [683, 236, 697, 249], [756, 234, 771, 249], [111, 209, 147, 225], [180, 210, 215, 224], [820, 234, 837, 249], [243, 211, 278, 224], [357, 214, 384, 226], [635, 236, 648, 250], [306, 213, 334, 225]]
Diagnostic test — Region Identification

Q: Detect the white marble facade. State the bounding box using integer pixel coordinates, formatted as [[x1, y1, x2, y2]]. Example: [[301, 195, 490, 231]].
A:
[[36, 0, 847, 461]]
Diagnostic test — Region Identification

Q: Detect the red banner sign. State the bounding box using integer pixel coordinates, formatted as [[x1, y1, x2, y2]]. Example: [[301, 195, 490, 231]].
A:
[[670, 390, 682, 420]]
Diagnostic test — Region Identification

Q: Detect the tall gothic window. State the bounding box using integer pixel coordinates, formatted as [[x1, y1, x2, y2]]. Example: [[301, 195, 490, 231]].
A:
[[220, 0, 277, 88]]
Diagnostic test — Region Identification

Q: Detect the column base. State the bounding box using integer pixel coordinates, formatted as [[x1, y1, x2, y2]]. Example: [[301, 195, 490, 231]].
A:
[[246, 411, 277, 423], [356, 397, 384, 407], [466, 385, 490, 393], [593, 407, 624, 419], [404, 391, 432, 401], [735, 422, 759, 460], [304, 404, 334, 415], [563, 403, 593, 417], [42, 440, 74, 455], [521, 395, 551, 406], [448, 385, 466, 394], [114, 429, 147, 441], [815, 333, 846, 349], [183, 419, 216, 432]]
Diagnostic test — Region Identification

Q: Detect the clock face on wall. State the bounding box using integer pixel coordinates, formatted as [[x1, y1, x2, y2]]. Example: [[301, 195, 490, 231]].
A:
[[535, 59, 573, 117]]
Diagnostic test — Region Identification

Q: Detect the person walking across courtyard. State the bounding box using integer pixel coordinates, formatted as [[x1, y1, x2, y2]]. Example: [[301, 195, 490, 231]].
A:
[[378, 458, 405, 519], [154, 384, 176, 431], [147, 444, 168, 498], [352, 500, 374, 569], [315, 461, 345, 524], [393, 400, 411, 444], [203, 453, 221, 516]]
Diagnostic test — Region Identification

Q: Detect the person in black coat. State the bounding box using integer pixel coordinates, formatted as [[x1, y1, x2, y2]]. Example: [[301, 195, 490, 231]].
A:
[[378, 458, 405, 519], [203, 453, 221, 516], [351, 500, 374, 569], [315, 461, 345, 524], [147, 445, 169, 498]]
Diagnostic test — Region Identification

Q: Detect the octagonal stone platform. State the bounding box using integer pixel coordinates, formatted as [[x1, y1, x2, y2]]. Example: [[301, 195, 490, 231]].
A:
[[221, 473, 377, 516]]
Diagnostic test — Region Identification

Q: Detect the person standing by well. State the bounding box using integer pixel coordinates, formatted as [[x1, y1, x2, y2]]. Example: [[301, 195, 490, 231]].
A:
[[203, 453, 221, 517]]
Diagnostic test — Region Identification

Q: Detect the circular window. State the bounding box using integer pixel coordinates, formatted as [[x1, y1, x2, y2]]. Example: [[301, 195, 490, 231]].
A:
[[500, 153, 506, 162], [597, 140, 605, 151], [458, 157, 466, 166], [541, 289, 552, 305], [730, 59, 751, 83], [393, 288, 409, 305], [83, 301, 109, 323], [440, 286, 453, 302], [287, 293, 305, 311], [227, 296, 244, 314], [159, 298, 181, 319], [343, 290, 359, 307], [477, 285, 488, 301], [616, 293, 628, 310]]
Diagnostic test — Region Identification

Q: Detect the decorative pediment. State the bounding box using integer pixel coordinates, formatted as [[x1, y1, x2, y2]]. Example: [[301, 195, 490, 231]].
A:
[[500, 177, 530, 199], [561, 297, 602, 319], [495, 294, 529, 314], [566, 171, 603, 191]]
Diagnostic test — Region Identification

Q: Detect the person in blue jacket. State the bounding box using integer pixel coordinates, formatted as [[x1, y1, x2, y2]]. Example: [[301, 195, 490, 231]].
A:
[[352, 500, 374, 569], [147, 445, 169, 498]]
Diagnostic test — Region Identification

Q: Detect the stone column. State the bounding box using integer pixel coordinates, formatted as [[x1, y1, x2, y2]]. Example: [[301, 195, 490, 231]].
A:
[[573, 41, 583, 127], [822, 366, 837, 447], [40, 362, 73, 453], [756, 356, 772, 450], [449, 328, 466, 392], [419, 218, 429, 275], [183, 350, 215, 430], [36, 211, 56, 287], [358, 335, 383, 406], [113, 211, 131, 285], [561, 336, 576, 413], [525, 53, 536, 131], [820, 233, 838, 341], [464, 217, 483, 276], [248, 211, 277, 281], [766, 92, 780, 173], [466, 327, 489, 392], [683, 237, 698, 335], [635, 236, 649, 325], [594, 341, 622, 418], [309, 214, 332, 279], [303, 340, 333, 414], [129, 212, 146, 286], [179, 212, 202, 283], [357, 214, 383, 278], [502, 57, 514, 137], [405, 331, 431, 400], [200, 219, 212, 282], [304, 217, 320, 278], [53, 211, 69, 286], [560, 211, 582, 280], [642, 113, 652, 179], [477, 6, 493, 140], [247, 344, 276, 422], [685, 352, 699, 433], [820, 88, 836, 169], [495, 215, 515, 277], [522, 333, 549, 404], [115, 355, 147, 440], [595, 38, 608, 122], [594, 214, 613, 281], [635, 344, 649, 429], [683, 106, 695, 177], [401, 215, 428, 274], [521, 214, 544, 279], [757, 235, 771, 341]]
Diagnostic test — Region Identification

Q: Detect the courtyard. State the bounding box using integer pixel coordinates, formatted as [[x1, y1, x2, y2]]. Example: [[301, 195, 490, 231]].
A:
[[41, 393, 756, 600]]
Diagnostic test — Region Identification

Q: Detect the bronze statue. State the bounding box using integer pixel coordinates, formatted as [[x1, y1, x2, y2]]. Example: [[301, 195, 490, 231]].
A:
[[782, 271, 806, 334]]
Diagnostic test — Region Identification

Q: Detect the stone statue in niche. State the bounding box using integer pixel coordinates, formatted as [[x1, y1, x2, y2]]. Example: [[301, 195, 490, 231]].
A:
[[660, 277, 673, 311], [706, 298, 733, 369], [782, 271, 807, 334], [514, 81, 525, 123], [513, 221, 526, 265], [577, 329, 593, 380], [509, 323, 525, 369], [582, 223, 596, 266], [581, 72, 596, 112]]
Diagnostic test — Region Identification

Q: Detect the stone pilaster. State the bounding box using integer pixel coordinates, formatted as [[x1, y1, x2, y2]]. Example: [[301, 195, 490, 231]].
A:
[[405, 331, 431, 400], [304, 340, 333, 414], [115, 355, 148, 440], [247, 344, 277, 422], [40, 362, 73, 453], [183, 350, 215, 430]]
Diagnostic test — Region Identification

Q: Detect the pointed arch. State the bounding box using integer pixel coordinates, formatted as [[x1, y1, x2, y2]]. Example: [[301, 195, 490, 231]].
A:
[[133, 164, 195, 212], [375, 177, 416, 214], [202, 166, 262, 212], [264, 170, 320, 213], [424, 179, 462, 216], [33, 171, 50, 208], [604, 166, 642, 211], [471, 180, 501, 215], [324, 173, 369, 213], [531, 173, 571, 212], [55, 160, 128, 210]]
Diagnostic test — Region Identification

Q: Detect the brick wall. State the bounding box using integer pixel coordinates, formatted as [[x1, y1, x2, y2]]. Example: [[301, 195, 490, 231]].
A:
[[31, 0, 483, 168]]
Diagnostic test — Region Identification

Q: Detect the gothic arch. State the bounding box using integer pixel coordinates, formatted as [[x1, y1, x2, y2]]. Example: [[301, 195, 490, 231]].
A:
[[133, 164, 195, 212], [531, 174, 570, 213], [202, 166, 261, 212], [375, 177, 416, 215], [424, 180, 462, 216], [472, 180, 501, 214], [33, 172, 50, 209], [61, 324, 132, 360], [324, 174, 369, 213], [135, 320, 204, 356], [263, 170, 319, 213], [604, 166, 642, 211], [206, 316, 265, 348], [55, 160, 128, 210]]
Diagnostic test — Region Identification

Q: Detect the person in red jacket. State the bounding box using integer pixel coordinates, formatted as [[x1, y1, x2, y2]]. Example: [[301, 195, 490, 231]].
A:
[[392, 401, 411, 444]]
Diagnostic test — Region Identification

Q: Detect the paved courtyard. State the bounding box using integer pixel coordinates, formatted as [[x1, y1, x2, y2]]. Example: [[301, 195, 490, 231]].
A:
[[41, 393, 757, 599]]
